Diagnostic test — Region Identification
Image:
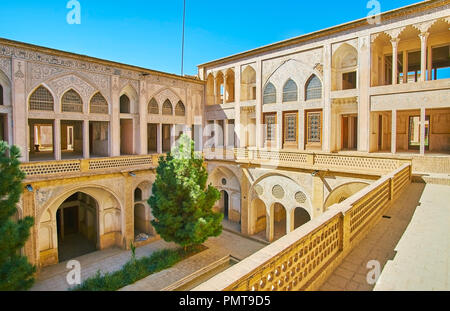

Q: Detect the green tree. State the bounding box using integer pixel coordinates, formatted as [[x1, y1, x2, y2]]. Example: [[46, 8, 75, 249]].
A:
[[149, 134, 222, 250], [0, 142, 36, 291]]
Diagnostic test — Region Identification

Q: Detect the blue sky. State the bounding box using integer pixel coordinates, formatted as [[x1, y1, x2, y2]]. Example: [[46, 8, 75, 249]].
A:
[[0, 0, 420, 76]]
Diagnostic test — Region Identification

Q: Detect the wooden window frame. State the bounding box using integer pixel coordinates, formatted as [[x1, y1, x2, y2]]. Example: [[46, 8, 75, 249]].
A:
[[305, 109, 323, 149], [283, 111, 298, 149], [263, 112, 277, 148]]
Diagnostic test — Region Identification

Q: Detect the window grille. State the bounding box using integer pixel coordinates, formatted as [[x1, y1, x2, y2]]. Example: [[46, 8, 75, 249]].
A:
[[148, 98, 159, 114], [263, 83, 276, 105], [175, 101, 186, 116], [162, 99, 173, 115], [29, 86, 54, 111], [62, 89, 83, 113], [283, 79, 298, 102], [90, 92, 108, 114], [305, 75, 322, 100]]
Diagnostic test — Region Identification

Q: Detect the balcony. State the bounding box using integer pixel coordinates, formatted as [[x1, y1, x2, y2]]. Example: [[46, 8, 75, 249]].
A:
[[21, 154, 162, 181]]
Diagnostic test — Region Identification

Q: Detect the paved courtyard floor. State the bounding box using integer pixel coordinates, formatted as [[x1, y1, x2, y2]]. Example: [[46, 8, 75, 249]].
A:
[[31, 229, 265, 291], [320, 183, 450, 291]]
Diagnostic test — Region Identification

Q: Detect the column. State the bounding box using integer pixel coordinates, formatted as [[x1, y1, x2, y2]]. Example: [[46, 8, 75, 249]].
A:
[[111, 76, 121, 156], [138, 79, 147, 155], [419, 32, 429, 82], [224, 119, 229, 148], [213, 74, 218, 106], [266, 205, 274, 242], [299, 108, 305, 151], [427, 45, 433, 81], [234, 65, 242, 148], [83, 120, 89, 159], [403, 51, 408, 84], [287, 209, 295, 234], [420, 108, 426, 155], [323, 43, 332, 152], [223, 74, 227, 105], [54, 119, 61, 160], [312, 175, 324, 218], [391, 38, 400, 85], [11, 59, 28, 161], [170, 125, 175, 150], [276, 111, 283, 149], [157, 123, 162, 154], [391, 110, 397, 154], [358, 35, 371, 152], [255, 60, 263, 148]]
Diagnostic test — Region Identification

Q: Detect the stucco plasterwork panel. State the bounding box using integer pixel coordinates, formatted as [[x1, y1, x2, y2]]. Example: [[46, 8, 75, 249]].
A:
[[48, 74, 96, 102], [0, 56, 12, 80]]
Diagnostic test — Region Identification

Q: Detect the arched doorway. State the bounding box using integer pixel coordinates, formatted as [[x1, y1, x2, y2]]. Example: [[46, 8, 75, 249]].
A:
[[324, 182, 369, 210], [220, 190, 229, 220], [56, 192, 98, 262], [294, 207, 311, 230]]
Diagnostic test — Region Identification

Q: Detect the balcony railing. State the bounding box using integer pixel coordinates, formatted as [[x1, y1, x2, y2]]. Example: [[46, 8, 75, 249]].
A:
[[194, 163, 412, 291], [21, 154, 162, 180], [204, 148, 411, 175]]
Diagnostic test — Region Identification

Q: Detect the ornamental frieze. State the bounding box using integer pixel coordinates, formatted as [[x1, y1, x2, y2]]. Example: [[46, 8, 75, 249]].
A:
[[0, 56, 11, 80]]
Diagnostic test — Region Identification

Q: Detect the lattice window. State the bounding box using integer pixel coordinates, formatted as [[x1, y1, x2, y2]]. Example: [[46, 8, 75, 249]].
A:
[[148, 98, 159, 114], [305, 75, 322, 100], [29, 86, 54, 111], [272, 185, 285, 200], [0, 84, 3, 105], [283, 79, 298, 102], [307, 111, 322, 143], [175, 101, 186, 116], [90, 92, 108, 114], [263, 83, 276, 105], [264, 114, 276, 141], [162, 99, 173, 115], [284, 113, 297, 142], [120, 95, 130, 113], [62, 89, 83, 113]]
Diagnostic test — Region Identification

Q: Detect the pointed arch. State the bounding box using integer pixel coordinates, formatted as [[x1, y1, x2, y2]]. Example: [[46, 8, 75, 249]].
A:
[[241, 66, 256, 101], [305, 75, 322, 101], [29, 85, 54, 111], [148, 98, 159, 114], [282, 79, 298, 102], [120, 94, 130, 114], [90, 92, 109, 114], [263, 82, 276, 105], [175, 101, 186, 116], [61, 89, 83, 113], [162, 99, 173, 115]]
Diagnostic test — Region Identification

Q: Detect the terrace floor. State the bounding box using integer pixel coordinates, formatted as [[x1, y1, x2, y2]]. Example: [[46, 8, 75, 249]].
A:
[[319, 182, 450, 291]]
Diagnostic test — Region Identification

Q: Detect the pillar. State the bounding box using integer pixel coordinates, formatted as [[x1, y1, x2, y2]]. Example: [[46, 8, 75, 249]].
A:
[[391, 110, 397, 154], [391, 38, 400, 85], [111, 75, 121, 156], [427, 45, 433, 81], [299, 108, 305, 151], [420, 108, 426, 155], [403, 50, 408, 84], [234, 65, 242, 148], [54, 119, 61, 160], [358, 35, 371, 152], [276, 111, 282, 149], [255, 60, 263, 148], [287, 209, 295, 234], [157, 123, 162, 154], [11, 59, 28, 161], [323, 44, 332, 152], [419, 32, 429, 82], [138, 79, 147, 155], [266, 205, 274, 242], [312, 175, 324, 217], [224, 119, 229, 148], [83, 120, 89, 159]]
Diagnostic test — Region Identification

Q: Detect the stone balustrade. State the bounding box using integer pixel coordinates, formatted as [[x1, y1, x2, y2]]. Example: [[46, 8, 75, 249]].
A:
[[204, 148, 411, 175], [20, 154, 162, 180], [193, 163, 412, 291]]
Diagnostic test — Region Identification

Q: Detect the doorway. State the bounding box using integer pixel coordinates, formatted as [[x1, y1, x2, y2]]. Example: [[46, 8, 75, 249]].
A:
[[221, 190, 229, 220], [341, 114, 358, 150], [408, 115, 430, 150]]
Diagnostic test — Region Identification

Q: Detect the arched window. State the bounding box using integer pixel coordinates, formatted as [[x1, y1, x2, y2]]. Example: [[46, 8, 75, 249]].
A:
[[120, 94, 130, 113], [148, 98, 159, 114], [90, 92, 108, 114], [283, 79, 298, 102], [263, 83, 276, 105], [175, 101, 186, 116], [62, 89, 83, 113], [29, 86, 54, 111], [305, 75, 322, 100], [0, 84, 3, 106], [162, 99, 173, 115], [134, 188, 142, 202]]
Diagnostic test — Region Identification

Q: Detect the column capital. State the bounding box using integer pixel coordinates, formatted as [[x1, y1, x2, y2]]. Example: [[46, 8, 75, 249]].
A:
[[419, 32, 430, 41], [390, 37, 400, 47]]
